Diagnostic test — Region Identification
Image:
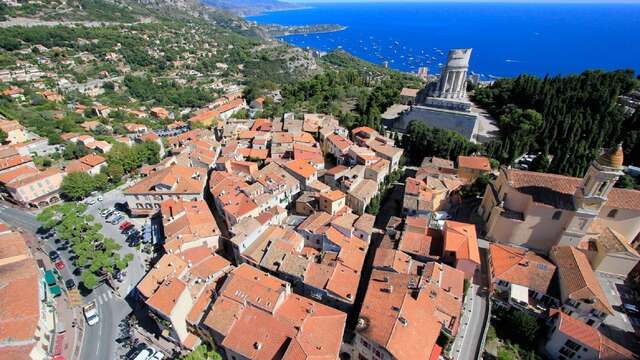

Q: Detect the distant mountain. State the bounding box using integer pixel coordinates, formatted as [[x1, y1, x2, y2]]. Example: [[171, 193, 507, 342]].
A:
[[203, 0, 302, 16]]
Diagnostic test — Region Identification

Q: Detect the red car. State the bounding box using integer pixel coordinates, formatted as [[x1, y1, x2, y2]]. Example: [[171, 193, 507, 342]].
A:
[[119, 221, 132, 230], [55, 259, 65, 270]]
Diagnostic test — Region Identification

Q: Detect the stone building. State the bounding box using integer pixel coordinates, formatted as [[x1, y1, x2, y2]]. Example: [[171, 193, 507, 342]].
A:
[[480, 145, 640, 255]]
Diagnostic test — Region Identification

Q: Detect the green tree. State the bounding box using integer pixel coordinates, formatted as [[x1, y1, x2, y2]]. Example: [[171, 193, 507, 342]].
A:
[[504, 310, 539, 347], [616, 175, 639, 189], [81, 271, 99, 289], [63, 142, 89, 160], [105, 163, 124, 179], [61, 172, 95, 200], [473, 70, 639, 176], [0, 129, 7, 143], [366, 194, 381, 215], [179, 345, 223, 360], [400, 121, 479, 165]]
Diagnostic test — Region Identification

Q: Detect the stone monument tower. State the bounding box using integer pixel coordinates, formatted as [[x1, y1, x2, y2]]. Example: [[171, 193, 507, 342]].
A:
[[432, 48, 472, 99]]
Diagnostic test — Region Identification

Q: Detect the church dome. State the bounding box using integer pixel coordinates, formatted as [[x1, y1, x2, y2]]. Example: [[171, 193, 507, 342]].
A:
[[597, 143, 624, 168]]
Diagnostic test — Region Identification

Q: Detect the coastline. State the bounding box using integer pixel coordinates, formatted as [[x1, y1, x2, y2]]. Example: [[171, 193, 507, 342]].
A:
[[274, 25, 348, 37], [243, 5, 314, 18]]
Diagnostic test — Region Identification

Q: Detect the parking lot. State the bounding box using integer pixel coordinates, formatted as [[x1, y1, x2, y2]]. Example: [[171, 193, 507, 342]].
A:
[[82, 187, 158, 298], [597, 272, 640, 351]]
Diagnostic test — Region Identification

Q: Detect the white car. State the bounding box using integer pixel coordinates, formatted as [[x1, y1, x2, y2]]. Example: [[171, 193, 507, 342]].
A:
[[86, 198, 97, 205], [133, 349, 153, 360], [150, 351, 165, 360], [83, 302, 100, 326], [97, 195, 103, 202]]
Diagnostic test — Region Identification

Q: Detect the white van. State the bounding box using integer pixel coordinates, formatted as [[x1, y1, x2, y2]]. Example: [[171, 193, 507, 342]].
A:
[[133, 348, 153, 360]]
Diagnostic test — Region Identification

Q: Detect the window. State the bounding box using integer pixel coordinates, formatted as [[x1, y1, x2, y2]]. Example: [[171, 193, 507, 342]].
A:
[[586, 319, 595, 326], [552, 211, 562, 220], [607, 209, 618, 218], [565, 340, 582, 351], [360, 338, 370, 349], [559, 347, 575, 358], [136, 203, 143, 208], [598, 181, 608, 195]]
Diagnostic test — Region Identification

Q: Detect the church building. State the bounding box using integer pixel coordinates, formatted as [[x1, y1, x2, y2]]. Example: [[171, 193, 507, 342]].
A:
[[479, 145, 640, 255]]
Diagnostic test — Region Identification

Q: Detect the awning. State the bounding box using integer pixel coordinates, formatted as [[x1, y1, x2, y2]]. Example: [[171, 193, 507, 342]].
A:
[[45, 270, 57, 286], [50, 285, 62, 297], [510, 284, 529, 305]]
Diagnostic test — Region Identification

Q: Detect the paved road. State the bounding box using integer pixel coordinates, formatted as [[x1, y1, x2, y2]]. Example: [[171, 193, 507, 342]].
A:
[[0, 200, 142, 360], [452, 285, 488, 360]]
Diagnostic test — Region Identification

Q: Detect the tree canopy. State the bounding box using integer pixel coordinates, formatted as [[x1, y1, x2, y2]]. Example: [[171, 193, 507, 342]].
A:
[[474, 70, 639, 176], [400, 121, 479, 165], [37, 203, 132, 289]]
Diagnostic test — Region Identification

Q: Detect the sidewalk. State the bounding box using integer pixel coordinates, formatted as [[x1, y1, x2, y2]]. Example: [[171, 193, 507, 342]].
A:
[[450, 284, 477, 359], [27, 231, 85, 360]]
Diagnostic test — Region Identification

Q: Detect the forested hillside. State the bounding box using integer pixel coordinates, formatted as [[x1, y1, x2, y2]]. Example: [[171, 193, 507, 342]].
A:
[[473, 70, 639, 176]]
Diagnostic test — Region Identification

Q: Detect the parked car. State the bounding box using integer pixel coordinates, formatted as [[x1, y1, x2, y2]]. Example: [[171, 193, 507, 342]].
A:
[[123, 227, 137, 236], [111, 215, 125, 225], [97, 195, 103, 202], [119, 221, 133, 231], [83, 302, 100, 326], [55, 259, 65, 270], [101, 208, 113, 217], [132, 348, 153, 360], [65, 278, 76, 290], [86, 198, 96, 205], [150, 351, 165, 360], [49, 250, 60, 261]]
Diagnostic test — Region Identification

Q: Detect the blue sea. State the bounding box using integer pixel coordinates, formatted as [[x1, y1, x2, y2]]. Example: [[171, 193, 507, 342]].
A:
[[247, 2, 640, 78]]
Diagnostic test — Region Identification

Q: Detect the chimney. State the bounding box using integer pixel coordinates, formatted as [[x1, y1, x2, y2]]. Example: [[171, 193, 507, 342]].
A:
[[169, 205, 173, 219]]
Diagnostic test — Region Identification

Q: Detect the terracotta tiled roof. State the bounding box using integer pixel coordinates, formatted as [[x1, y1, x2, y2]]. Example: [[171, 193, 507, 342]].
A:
[[125, 165, 206, 195], [443, 221, 481, 265], [551, 246, 614, 315], [146, 278, 188, 317], [160, 199, 220, 253], [285, 159, 317, 179], [0, 230, 39, 352], [0, 155, 32, 172], [0, 165, 39, 185], [358, 270, 441, 360], [293, 143, 323, 164], [209, 264, 346, 360], [505, 168, 640, 210], [400, 88, 419, 97], [457, 155, 491, 171], [326, 134, 352, 152], [373, 248, 417, 274], [136, 254, 188, 298], [551, 310, 634, 358], [398, 230, 433, 259], [5, 167, 63, 190], [217, 98, 245, 114], [489, 243, 556, 294]]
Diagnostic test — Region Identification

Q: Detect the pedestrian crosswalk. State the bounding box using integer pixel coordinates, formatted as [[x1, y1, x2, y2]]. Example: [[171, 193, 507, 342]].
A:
[[95, 291, 114, 305]]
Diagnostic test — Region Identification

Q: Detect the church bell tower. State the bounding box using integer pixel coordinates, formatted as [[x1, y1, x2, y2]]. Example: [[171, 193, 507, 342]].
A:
[[559, 144, 624, 246]]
